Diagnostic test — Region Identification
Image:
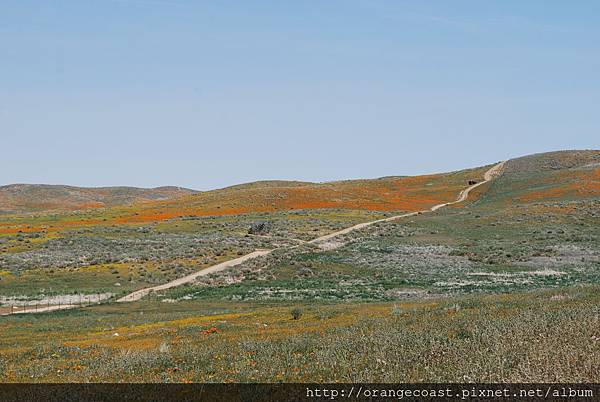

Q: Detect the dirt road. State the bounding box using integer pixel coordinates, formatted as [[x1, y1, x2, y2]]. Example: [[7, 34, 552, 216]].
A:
[[311, 161, 505, 242], [431, 161, 505, 211], [117, 249, 272, 302]]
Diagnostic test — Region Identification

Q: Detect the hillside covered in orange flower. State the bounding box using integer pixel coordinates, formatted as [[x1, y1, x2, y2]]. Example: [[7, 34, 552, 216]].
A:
[[2, 151, 598, 234], [110, 166, 492, 225], [0, 165, 490, 233]]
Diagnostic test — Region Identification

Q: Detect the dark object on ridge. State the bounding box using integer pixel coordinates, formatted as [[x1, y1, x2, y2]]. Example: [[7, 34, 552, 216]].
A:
[[468, 180, 478, 185], [249, 221, 271, 235]]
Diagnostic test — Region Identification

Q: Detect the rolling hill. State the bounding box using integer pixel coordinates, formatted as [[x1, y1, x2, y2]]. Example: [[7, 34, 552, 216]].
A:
[[482, 150, 600, 205], [2, 149, 600, 383], [0, 184, 197, 214], [104, 165, 491, 225]]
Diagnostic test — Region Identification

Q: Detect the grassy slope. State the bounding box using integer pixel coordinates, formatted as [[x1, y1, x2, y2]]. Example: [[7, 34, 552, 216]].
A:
[[1, 150, 600, 382], [2, 285, 600, 382], [161, 150, 600, 302]]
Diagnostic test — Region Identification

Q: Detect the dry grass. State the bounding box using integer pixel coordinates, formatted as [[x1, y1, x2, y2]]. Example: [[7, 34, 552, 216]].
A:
[[2, 286, 600, 382]]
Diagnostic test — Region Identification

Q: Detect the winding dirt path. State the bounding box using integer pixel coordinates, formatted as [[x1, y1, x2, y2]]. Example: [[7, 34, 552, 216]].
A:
[[310, 161, 505, 242], [3, 162, 505, 313], [119, 161, 505, 302], [117, 250, 272, 302]]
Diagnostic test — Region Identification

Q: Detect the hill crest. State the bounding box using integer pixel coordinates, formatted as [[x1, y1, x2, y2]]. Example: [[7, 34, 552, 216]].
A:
[[0, 184, 197, 214]]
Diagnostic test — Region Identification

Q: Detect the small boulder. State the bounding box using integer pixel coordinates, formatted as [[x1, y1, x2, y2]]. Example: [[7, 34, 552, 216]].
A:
[[248, 221, 271, 235]]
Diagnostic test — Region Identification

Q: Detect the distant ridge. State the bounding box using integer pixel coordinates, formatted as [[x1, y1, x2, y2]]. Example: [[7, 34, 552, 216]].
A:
[[0, 184, 198, 214]]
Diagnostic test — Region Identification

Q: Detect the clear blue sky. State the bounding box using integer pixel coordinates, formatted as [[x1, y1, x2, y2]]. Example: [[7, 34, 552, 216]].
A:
[[1, 1, 599, 190]]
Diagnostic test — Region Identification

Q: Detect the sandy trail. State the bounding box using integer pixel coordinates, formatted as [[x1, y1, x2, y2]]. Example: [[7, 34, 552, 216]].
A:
[[431, 161, 505, 211], [310, 161, 505, 242], [117, 249, 272, 302], [4, 162, 505, 313]]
